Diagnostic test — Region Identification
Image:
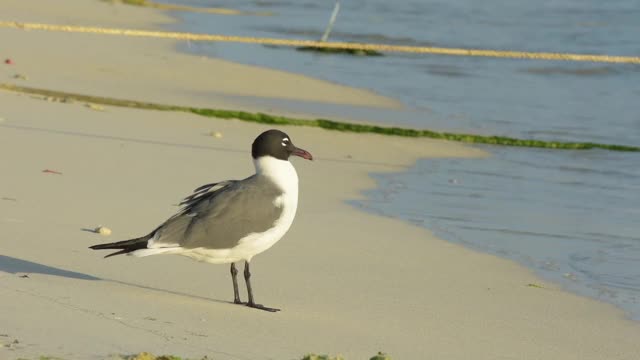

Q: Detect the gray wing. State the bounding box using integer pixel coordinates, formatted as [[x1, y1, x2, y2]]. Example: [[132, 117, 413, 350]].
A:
[[151, 176, 283, 250]]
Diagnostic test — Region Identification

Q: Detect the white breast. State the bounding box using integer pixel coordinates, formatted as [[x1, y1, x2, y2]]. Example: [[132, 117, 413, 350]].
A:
[[182, 156, 300, 263]]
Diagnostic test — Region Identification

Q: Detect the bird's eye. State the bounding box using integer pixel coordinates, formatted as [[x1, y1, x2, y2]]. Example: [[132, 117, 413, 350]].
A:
[[282, 138, 289, 147], [281, 142, 287, 147]]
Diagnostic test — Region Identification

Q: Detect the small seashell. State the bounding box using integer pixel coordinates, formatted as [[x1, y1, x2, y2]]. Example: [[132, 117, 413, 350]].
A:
[[95, 226, 112, 236], [209, 131, 223, 138], [86, 103, 105, 111]]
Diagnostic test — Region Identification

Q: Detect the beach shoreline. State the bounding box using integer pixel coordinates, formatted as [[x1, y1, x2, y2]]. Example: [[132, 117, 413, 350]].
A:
[[2, 1, 640, 359]]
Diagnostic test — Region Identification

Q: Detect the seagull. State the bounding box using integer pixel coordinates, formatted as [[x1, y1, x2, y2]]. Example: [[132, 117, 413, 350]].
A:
[[90, 129, 313, 312]]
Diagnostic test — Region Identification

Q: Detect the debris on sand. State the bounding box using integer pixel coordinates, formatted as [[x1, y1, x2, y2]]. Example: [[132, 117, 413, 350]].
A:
[[86, 103, 106, 111], [94, 226, 112, 236], [208, 130, 223, 138]]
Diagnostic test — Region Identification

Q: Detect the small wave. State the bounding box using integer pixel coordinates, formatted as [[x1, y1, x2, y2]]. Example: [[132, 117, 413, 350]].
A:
[[583, 233, 640, 243], [457, 225, 579, 241], [521, 66, 618, 77], [424, 64, 471, 78], [569, 257, 640, 292]]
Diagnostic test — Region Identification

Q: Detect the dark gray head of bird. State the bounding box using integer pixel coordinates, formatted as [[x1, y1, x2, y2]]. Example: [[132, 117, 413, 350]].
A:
[[252, 129, 313, 161]]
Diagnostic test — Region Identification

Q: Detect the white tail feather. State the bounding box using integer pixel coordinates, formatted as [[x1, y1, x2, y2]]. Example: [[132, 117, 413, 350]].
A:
[[130, 248, 181, 257]]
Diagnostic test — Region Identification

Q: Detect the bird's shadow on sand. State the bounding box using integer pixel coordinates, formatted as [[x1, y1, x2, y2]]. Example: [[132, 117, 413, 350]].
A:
[[0, 255, 231, 305], [0, 254, 100, 280]]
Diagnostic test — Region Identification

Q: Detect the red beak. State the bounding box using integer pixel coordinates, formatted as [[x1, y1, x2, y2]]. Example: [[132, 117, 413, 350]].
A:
[[292, 146, 313, 160]]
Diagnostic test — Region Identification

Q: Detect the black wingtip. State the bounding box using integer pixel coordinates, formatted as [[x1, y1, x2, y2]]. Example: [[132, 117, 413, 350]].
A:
[[88, 235, 151, 258], [89, 245, 114, 251]]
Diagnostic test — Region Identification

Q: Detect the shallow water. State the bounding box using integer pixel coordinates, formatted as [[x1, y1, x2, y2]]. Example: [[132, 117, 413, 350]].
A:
[[166, 0, 640, 318], [355, 148, 640, 318], [172, 0, 640, 145]]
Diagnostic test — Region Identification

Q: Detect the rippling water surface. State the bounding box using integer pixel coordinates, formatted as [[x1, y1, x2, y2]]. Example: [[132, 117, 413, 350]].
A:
[[167, 0, 640, 318], [356, 148, 640, 318]]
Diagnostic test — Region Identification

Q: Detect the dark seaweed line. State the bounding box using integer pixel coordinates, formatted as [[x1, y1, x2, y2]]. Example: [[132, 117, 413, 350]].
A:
[[1, 83, 637, 152]]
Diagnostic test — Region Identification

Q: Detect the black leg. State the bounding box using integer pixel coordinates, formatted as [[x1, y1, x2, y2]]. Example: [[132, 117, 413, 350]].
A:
[[243, 261, 280, 312], [230, 263, 242, 304], [243, 261, 255, 305]]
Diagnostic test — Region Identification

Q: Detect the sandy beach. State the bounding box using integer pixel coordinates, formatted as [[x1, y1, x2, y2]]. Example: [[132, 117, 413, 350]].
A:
[[2, 1, 640, 359]]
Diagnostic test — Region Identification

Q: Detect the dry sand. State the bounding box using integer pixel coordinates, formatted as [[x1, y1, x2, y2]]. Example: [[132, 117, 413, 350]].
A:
[[2, 1, 640, 359]]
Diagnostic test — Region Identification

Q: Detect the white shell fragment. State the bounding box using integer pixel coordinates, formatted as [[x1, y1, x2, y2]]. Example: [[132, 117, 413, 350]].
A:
[[95, 226, 112, 236], [209, 131, 223, 138], [86, 103, 105, 111]]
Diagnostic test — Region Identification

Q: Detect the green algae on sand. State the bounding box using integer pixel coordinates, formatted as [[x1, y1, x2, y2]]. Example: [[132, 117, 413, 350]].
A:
[[1, 83, 637, 152]]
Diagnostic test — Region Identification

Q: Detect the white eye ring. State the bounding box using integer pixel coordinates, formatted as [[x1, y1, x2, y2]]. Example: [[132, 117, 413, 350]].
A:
[[282, 138, 290, 147], [281, 142, 287, 146]]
